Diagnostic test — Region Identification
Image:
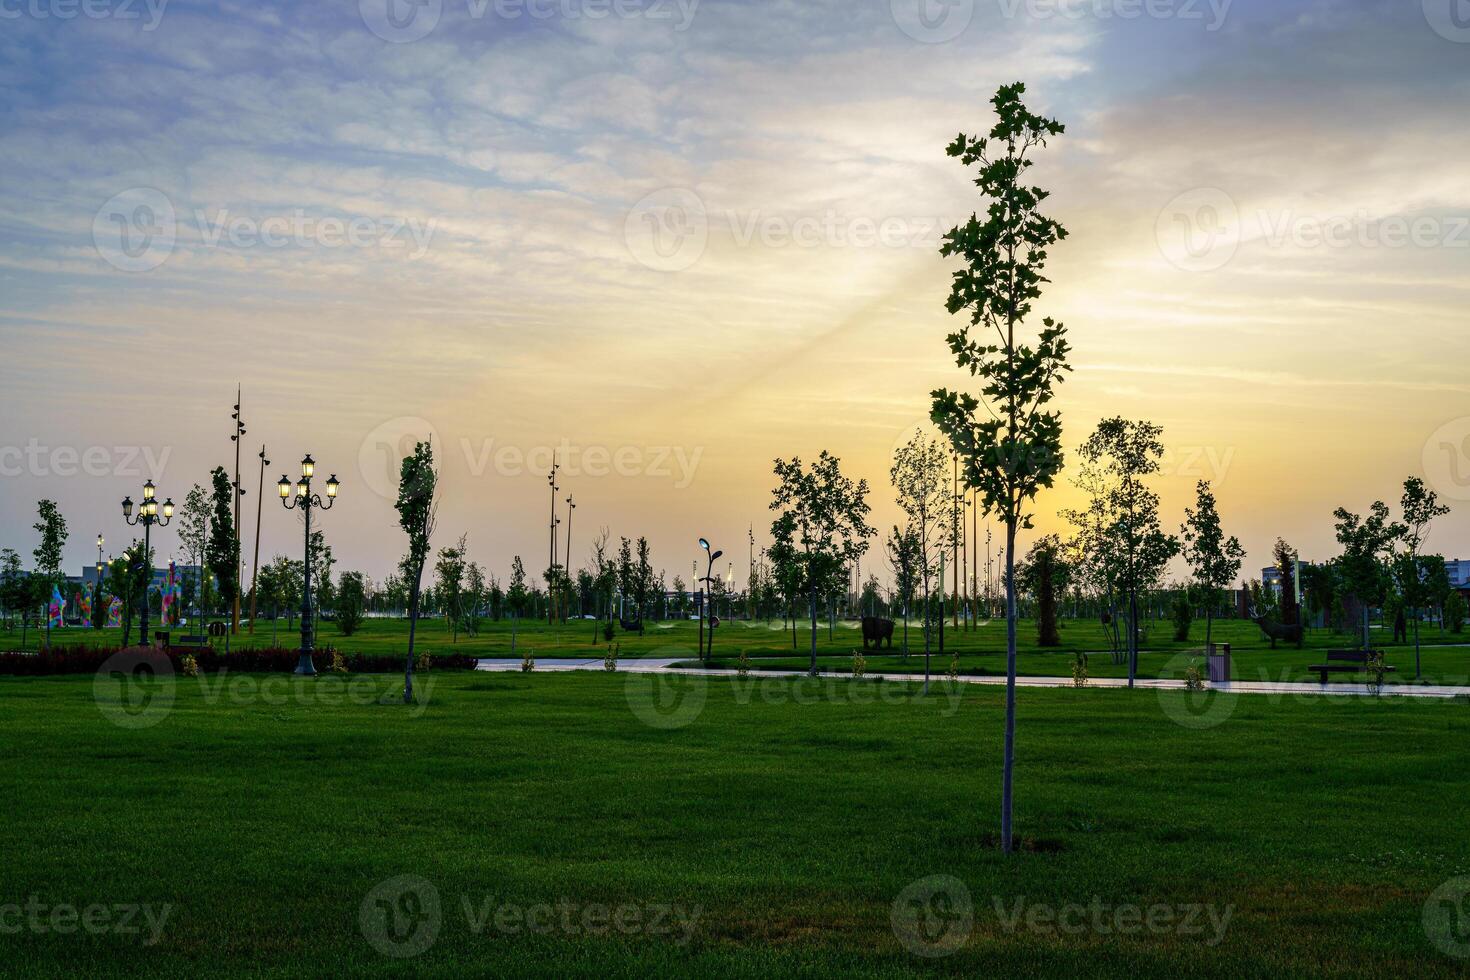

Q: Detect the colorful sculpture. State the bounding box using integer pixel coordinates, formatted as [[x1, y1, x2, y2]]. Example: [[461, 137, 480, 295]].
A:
[[48, 586, 64, 629], [107, 596, 123, 628]]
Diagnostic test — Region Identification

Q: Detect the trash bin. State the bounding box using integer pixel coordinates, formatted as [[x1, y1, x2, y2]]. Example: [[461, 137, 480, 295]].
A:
[[1206, 642, 1231, 684]]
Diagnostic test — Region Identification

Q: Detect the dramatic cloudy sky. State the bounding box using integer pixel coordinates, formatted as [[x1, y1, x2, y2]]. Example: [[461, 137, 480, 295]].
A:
[[2, 0, 1468, 588]]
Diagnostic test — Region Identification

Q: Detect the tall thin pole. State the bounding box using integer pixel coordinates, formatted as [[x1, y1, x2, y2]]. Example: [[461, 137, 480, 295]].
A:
[[952, 454, 960, 629], [547, 461, 559, 625], [231, 386, 244, 634], [971, 488, 978, 628], [564, 494, 575, 618], [248, 445, 268, 633]]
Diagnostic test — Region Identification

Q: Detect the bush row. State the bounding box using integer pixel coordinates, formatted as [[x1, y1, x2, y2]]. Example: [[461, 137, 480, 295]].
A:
[[0, 644, 478, 676]]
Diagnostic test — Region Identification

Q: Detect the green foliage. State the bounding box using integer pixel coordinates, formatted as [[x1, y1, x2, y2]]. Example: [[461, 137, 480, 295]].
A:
[[1018, 534, 1067, 647], [1184, 660, 1205, 693], [1180, 479, 1244, 645], [335, 571, 366, 636], [1171, 590, 1193, 643], [1445, 591, 1466, 634], [206, 467, 239, 608], [930, 82, 1072, 535], [770, 451, 874, 674], [31, 499, 68, 591]]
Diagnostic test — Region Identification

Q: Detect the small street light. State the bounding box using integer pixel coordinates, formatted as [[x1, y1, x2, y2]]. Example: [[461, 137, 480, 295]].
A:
[[121, 481, 172, 646], [280, 455, 339, 675]]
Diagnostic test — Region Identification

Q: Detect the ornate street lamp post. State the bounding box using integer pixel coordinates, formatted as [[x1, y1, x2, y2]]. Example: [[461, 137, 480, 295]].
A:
[[279, 455, 339, 675], [121, 481, 172, 647]]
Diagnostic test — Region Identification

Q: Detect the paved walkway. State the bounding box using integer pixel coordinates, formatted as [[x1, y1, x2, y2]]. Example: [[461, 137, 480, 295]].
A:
[[475, 659, 1470, 699]]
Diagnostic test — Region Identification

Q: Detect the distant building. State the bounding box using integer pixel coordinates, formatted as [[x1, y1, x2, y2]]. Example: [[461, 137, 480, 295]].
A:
[[1445, 559, 1470, 591]]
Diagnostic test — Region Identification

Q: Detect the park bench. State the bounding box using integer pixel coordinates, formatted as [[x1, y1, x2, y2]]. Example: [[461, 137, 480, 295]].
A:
[[619, 618, 643, 632], [1306, 649, 1395, 685], [170, 633, 212, 652]]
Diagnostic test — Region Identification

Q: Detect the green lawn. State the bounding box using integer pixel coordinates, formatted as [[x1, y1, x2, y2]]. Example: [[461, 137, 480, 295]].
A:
[[2, 671, 1468, 976], [10, 615, 1470, 686]]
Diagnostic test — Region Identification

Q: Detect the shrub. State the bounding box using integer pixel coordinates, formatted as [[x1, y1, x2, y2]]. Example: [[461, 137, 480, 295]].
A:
[[520, 654, 535, 672], [736, 650, 750, 676], [1172, 592, 1193, 642], [180, 654, 199, 677], [1365, 650, 1387, 695], [329, 651, 348, 674], [1184, 659, 1205, 692], [415, 650, 433, 672], [604, 644, 617, 672], [947, 654, 959, 682], [852, 651, 866, 677], [601, 621, 615, 642], [1071, 652, 1087, 688], [1447, 592, 1467, 634]]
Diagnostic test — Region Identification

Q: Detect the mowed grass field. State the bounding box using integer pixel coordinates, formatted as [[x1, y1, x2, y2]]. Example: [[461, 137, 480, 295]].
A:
[[2, 671, 1469, 977], [9, 615, 1470, 686]]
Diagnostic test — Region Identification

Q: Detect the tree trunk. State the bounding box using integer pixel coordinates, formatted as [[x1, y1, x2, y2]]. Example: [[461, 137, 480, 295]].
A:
[[1001, 518, 1018, 855], [1128, 587, 1139, 688], [404, 566, 423, 704], [808, 586, 818, 675]]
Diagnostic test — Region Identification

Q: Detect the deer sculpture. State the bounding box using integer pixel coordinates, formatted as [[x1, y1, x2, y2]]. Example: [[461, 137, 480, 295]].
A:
[[1249, 606, 1303, 649]]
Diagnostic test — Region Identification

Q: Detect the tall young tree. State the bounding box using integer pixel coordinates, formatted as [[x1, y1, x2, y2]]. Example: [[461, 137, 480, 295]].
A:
[[1273, 538, 1299, 627], [1180, 480, 1245, 647], [435, 534, 468, 642], [885, 524, 922, 657], [890, 430, 948, 673], [206, 467, 239, 646], [1077, 418, 1179, 686], [1395, 476, 1450, 678], [1332, 500, 1403, 651], [175, 483, 211, 615], [395, 440, 438, 703], [929, 84, 1072, 852], [32, 499, 67, 646], [769, 451, 874, 675], [634, 536, 654, 632], [335, 571, 367, 637]]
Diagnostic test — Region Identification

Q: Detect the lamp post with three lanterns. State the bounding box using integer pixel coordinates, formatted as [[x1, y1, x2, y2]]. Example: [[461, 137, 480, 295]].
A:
[[278, 455, 339, 676]]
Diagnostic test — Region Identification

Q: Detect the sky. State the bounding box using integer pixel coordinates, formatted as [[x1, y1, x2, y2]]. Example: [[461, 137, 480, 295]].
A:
[[1, 0, 1469, 591]]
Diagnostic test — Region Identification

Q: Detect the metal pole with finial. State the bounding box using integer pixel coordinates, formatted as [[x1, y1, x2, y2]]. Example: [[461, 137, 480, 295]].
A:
[[248, 444, 269, 633], [230, 387, 246, 634]]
